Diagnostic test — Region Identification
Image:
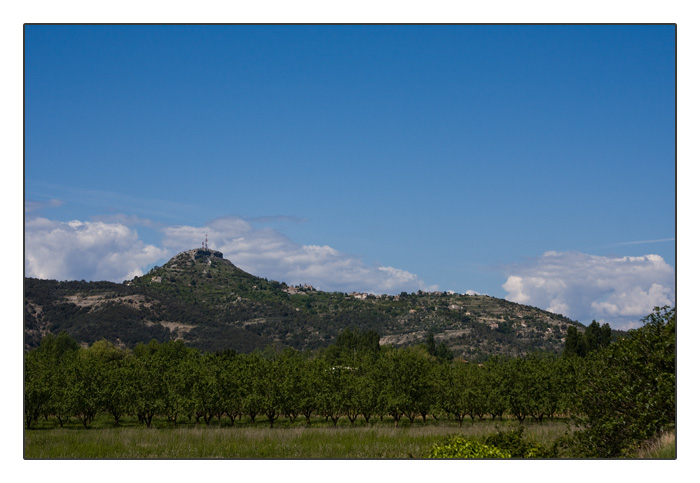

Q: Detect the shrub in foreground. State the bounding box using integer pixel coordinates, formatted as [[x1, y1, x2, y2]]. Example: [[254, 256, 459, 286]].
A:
[[483, 427, 553, 458], [428, 437, 511, 459]]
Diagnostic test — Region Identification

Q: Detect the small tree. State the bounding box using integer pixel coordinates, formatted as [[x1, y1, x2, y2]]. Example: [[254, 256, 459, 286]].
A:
[[25, 332, 80, 428], [482, 357, 508, 420], [219, 354, 244, 425], [316, 359, 350, 426], [24, 351, 49, 429], [278, 348, 305, 424], [437, 363, 470, 426], [130, 342, 167, 427], [65, 350, 103, 428], [240, 353, 264, 423], [100, 356, 134, 426], [189, 352, 222, 425]]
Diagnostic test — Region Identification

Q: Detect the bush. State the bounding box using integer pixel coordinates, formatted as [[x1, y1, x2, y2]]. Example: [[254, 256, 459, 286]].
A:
[[483, 427, 553, 458], [428, 437, 511, 458]]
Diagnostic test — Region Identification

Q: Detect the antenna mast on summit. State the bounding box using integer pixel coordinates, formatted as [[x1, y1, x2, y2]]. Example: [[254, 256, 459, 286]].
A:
[[202, 234, 208, 251]]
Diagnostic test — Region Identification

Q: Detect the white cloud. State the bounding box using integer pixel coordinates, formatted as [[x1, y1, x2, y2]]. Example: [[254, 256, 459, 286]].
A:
[[24, 214, 433, 294], [161, 216, 434, 294], [502, 251, 675, 329], [25, 217, 167, 282]]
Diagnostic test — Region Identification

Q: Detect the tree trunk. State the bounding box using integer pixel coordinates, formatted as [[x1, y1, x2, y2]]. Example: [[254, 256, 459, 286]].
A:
[[266, 411, 278, 428]]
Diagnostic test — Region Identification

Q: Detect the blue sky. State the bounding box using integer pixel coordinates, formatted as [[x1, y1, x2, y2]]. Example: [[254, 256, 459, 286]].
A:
[[24, 24, 676, 329]]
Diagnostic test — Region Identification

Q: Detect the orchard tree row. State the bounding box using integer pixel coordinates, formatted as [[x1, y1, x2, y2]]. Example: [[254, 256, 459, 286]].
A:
[[24, 307, 675, 457], [24, 334, 575, 429]]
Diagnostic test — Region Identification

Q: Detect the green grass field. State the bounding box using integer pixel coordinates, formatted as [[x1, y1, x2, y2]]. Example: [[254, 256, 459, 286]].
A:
[[24, 415, 569, 459]]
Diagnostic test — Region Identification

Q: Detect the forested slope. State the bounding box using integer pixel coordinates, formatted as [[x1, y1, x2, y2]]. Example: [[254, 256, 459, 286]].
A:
[[24, 248, 591, 358]]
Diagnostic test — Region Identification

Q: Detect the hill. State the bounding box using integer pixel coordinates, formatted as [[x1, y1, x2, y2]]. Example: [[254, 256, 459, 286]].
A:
[[24, 248, 591, 359]]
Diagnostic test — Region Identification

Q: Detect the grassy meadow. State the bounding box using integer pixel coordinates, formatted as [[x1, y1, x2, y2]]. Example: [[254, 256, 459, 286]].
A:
[[24, 415, 570, 459]]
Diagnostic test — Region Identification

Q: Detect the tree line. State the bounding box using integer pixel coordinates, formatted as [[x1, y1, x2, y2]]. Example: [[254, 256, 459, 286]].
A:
[[24, 307, 675, 457]]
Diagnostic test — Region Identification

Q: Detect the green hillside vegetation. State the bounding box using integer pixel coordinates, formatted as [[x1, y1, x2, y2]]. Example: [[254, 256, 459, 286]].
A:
[[25, 248, 600, 358]]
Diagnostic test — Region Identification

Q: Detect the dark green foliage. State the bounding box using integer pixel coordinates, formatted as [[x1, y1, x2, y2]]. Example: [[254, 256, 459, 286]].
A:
[[24, 351, 49, 429], [518, 353, 564, 422], [437, 361, 488, 425], [423, 331, 453, 362], [499, 353, 568, 424], [563, 306, 676, 457], [65, 350, 103, 428], [483, 427, 553, 458], [24, 332, 81, 429], [187, 323, 269, 353], [583, 320, 602, 352], [563, 320, 614, 358], [481, 357, 509, 419], [323, 328, 381, 365], [335, 328, 380, 354], [563, 325, 585, 357], [375, 347, 437, 426]]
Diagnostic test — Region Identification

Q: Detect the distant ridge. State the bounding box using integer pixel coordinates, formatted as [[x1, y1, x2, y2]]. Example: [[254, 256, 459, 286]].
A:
[[24, 248, 595, 359]]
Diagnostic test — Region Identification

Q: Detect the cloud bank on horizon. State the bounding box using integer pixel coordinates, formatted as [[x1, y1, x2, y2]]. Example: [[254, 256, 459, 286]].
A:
[[160, 216, 438, 294], [24, 213, 675, 330], [24, 215, 438, 295], [24, 217, 167, 282], [502, 251, 675, 330]]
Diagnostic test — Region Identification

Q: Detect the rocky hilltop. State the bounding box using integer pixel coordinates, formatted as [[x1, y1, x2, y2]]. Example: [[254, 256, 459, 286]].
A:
[[24, 248, 588, 359]]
